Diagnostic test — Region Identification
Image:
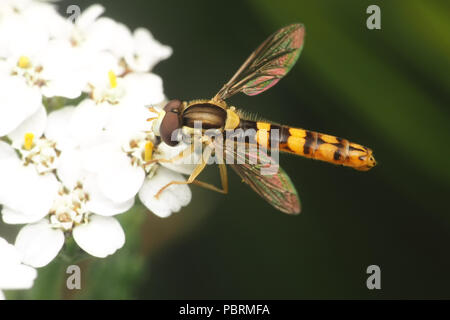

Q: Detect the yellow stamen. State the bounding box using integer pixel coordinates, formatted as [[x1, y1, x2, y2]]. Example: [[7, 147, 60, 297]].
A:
[[146, 117, 158, 122], [108, 70, 117, 88], [24, 133, 34, 150], [18, 56, 31, 69], [144, 141, 154, 162]]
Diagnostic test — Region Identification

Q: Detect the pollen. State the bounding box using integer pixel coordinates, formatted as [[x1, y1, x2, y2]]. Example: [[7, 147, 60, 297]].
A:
[[17, 56, 31, 69], [23, 132, 35, 150], [144, 141, 154, 161], [108, 70, 117, 88]]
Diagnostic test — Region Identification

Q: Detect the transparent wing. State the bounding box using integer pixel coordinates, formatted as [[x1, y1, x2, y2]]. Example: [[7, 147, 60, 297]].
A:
[[214, 23, 305, 101], [221, 141, 300, 214]]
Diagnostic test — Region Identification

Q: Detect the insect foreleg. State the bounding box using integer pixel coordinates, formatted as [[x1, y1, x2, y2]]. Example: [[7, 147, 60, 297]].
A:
[[154, 146, 213, 199], [191, 163, 228, 194], [145, 143, 195, 165]]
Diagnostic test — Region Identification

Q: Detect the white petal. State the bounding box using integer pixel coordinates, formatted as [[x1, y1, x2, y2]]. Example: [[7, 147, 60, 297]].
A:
[[97, 152, 145, 203], [156, 142, 197, 175], [38, 43, 86, 99], [0, 236, 36, 289], [68, 100, 111, 146], [23, 2, 71, 40], [56, 148, 85, 189], [0, 141, 18, 161], [86, 194, 135, 217], [84, 175, 135, 216], [75, 4, 105, 29], [45, 106, 76, 150], [121, 73, 165, 106], [0, 159, 60, 221], [0, 264, 37, 290], [9, 106, 47, 147], [139, 166, 191, 218], [73, 215, 125, 258], [2, 206, 39, 224], [105, 104, 151, 142], [15, 220, 65, 268], [0, 290, 4, 300], [0, 237, 21, 264], [0, 76, 42, 136], [82, 51, 121, 87], [0, 13, 48, 58], [84, 18, 120, 52], [125, 28, 172, 72], [79, 138, 119, 174], [40, 78, 84, 99], [84, 18, 133, 59]]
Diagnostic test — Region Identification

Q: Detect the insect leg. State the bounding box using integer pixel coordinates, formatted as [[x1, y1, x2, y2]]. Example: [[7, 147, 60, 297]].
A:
[[146, 106, 161, 121], [154, 147, 212, 199], [145, 143, 195, 165], [191, 163, 228, 194]]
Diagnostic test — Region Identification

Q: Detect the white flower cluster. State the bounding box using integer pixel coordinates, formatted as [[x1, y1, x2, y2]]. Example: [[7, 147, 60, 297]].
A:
[[0, 0, 193, 296]]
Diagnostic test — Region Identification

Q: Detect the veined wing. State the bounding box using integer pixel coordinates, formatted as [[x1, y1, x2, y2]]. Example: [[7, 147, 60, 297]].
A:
[[220, 140, 300, 214], [214, 23, 305, 101]]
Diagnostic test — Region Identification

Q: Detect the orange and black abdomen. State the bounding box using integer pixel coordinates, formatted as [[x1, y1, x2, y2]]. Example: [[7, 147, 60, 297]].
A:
[[238, 120, 376, 171]]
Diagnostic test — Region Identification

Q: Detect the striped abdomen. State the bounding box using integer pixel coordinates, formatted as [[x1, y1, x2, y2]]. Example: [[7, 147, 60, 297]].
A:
[[238, 120, 376, 171]]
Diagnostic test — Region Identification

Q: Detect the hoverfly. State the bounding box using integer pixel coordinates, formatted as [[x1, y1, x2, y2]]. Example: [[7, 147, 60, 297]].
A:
[[150, 23, 376, 214]]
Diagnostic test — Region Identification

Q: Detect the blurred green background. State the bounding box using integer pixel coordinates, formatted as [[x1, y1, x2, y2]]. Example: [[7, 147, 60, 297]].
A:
[[4, 0, 450, 299]]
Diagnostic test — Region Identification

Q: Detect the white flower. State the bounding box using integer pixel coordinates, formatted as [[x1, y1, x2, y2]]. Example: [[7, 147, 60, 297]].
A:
[[0, 0, 193, 270], [44, 102, 148, 204], [0, 135, 130, 267], [0, 2, 82, 99], [0, 237, 37, 299], [8, 105, 47, 147], [139, 166, 192, 218], [33, 42, 93, 98], [124, 28, 172, 72], [68, 4, 171, 73], [0, 113, 132, 267], [89, 71, 165, 113], [43, 60, 192, 214], [15, 213, 125, 268], [0, 44, 89, 100], [68, 4, 132, 59], [0, 141, 60, 224], [15, 219, 64, 268], [72, 215, 125, 258], [11, 174, 131, 268], [0, 0, 68, 58], [155, 142, 199, 175], [45, 97, 194, 219], [45, 100, 193, 218], [0, 75, 43, 137]]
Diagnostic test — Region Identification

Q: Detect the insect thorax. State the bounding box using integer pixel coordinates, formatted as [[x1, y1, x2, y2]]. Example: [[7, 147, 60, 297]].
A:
[[182, 99, 228, 129]]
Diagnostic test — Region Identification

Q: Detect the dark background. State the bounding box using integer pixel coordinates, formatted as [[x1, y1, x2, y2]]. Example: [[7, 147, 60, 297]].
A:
[[21, 0, 450, 299]]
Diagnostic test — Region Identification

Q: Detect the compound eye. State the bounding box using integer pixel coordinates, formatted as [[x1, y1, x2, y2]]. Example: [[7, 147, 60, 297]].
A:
[[160, 100, 182, 146]]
